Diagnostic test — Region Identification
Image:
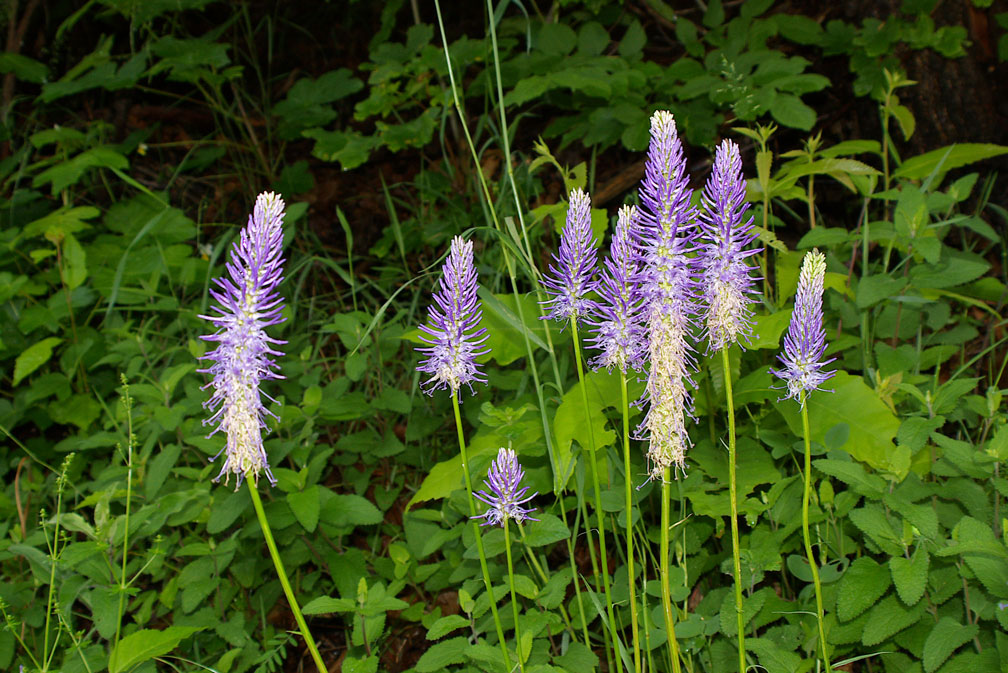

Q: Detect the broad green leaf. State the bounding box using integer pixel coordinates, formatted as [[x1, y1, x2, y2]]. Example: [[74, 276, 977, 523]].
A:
[[62, 232, 87, 290], [522, 513, 569, 547], [13, 337, 62, 385], [109, 626, 205, 673], [415, 636, 468, 672], [301, 596, 355, 614], [323, 493, 382, 529], [342, 655, 379, 673], [836, 556, 891, 622], [749, 310, 790, 349], [553, 369, 622, 489], [769, 92, 816, 130], [814, 458, 887, 498], [426, 615, 469, 640], [923, 618, 978, 672], [893, 143, 1008, 180], [480, 292, 548, 365], [849, 503, 903, 556], [0, 52, 48, 82], [287, 485, 320, 533], [777, 372, 904, 478], [889, 549, 929, 606], [856, 274, 906, 308], [860, 594, 924, 646]]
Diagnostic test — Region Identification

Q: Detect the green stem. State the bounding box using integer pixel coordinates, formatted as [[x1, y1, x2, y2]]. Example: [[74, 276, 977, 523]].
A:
[[504, 518, 525, 672], [453, 392, 511, 670], [570, 319, 620, 671], [557, 495, 591, 647], [246, 478, 326, 673], [723, 348, 745, 673], [660, 470, 682, 673], [621, 373, 642, 673], [517, 523, 578, 639], [801, 400, 831, 672]]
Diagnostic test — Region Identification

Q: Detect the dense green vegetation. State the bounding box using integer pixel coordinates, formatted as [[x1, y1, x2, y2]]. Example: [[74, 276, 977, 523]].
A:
[[1, 1, 1007, 672]]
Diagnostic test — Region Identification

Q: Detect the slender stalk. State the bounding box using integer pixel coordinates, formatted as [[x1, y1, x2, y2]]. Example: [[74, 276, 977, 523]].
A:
[[621, 372, 642, 673], [517, 523, 578, 638], [801, 400, 831, 672], [504, 518, 526, 672], [112, 386, 134, 664], [570, 319, 620, 671], [558, 494, 592, 647], [660, 470, 683, 673], [453, 392, 512, 670], [246, 479, 326, 673], [723, 348, 746, 673]]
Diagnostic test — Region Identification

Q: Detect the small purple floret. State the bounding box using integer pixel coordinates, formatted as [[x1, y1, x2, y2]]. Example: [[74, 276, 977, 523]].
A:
[[541, 188, 599, 322], [472, 448, 538, 527], [199, 191, 287, 488], [416, 236, 489, 395], [771, 249, 835, 403], [697, 139, 762, 352]]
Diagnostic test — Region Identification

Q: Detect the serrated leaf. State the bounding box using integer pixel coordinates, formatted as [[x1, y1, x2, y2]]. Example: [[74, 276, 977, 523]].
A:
[[814, 458, 887, 497], [415, 636, 468, 672], [849, 504, 903, 556], [861, 594, 924, 646], [923, 618, 978, 673], [894, 143, 1008, 180], [301, 596, 355, 614], [889, 549, 929, 606], [426, 614, 469, 640], [287, 485, 320, 533], [837, 556, 892, 622], [324, 494, 383, 528], [109, 626, 205, 673]]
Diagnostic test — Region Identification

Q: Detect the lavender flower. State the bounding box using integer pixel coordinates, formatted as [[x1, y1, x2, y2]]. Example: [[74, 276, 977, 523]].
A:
[[697, 139, 761, 352], [541, 188, 599, 322], [416, 236, 489, 395], [473, 448, 538, 527], [587, 204, 645, 372], [771, 249, 835, 402], [636, 111, 698, 479], [199, 192, 287, 487]]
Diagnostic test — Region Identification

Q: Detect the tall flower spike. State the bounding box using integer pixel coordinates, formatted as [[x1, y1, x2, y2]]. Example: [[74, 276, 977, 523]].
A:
[[587, 204, 645, 372], [636, 111, 698, 479], [199, 192, 287, 488], [472, 448, 538, 527], [697, 139, 762, 352], [541, 188, 599, 322], [771, 249, 835, 403], [416, 236, 490, 395]]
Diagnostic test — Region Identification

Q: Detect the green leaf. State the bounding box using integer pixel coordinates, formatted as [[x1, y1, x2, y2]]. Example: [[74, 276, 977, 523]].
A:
[[553, 369, 622, 488], [861, 594, 924, 646], [415, 636, 468, 672], [342, 655, 379, 673], [522, 513, 569, 547], [777, 372, 905, 478], [62, 232, 87, 290], [849, 503, 903, 556], [889, 549, 929, 606], [554, 640, 598, 672], [814, 458, 887, 498], [287, 485, 320, 533], [13, 337, 62, 385], [891, 103, 916, 141], [480, 292, 548, 365], [426, 614, 469, 640], [0, 52, 48, 82], [301, 596, 355, 614], [836, 556, 892, 622], [324, 494, 382, 528], [108, 626, 205, 673], [893, 143, 1008, 180], [857, 274, 906, 308], [770, 93, 816, 130], [923, 618, 978, 672]]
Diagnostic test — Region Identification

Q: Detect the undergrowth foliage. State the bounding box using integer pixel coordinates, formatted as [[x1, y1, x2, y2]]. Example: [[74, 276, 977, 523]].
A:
[[1, 2, 1008, 673]]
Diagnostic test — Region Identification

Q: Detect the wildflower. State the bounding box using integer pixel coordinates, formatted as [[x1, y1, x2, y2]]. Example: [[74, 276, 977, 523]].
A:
[[771, 249, 835, 402], [541, 188, 599, 322], [473, 448, 538, 527], [587, 204, 645, 372], [416, 236, 489, 395], [636, 111, 698, 479], [199, 192, 287, 488], [697, 139, 761, 352]]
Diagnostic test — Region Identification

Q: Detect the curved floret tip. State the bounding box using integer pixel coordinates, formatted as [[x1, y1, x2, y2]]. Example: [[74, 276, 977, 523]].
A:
[[542, 188, 599, 323]]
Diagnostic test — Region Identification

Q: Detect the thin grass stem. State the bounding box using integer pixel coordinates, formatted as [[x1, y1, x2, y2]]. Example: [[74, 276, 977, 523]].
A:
[[723, 348, 746, 673], [801, 398, 831, 672]]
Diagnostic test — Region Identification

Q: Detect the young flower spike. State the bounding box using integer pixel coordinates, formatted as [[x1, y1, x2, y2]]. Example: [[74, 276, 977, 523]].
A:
[[416, 236, 489, 395], [771, 249, 835, 402], [697, 139, 762, 352], [587, 204, 645, 372], [199, 192, 287, 488], [636, 110, 698, 479], [541, 188, 599, 322], [473, 448, 538, 527]]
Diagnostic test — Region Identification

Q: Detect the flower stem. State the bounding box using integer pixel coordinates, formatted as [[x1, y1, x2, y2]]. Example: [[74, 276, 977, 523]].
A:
[[246, 478, 326, 673], [801, 399, 831, 671], [722, 348, 746, 673], [570, 319, 620, 671], [621, 372, 642, 673], [660, 469, 683, 673], [504, 518, 526, 672], [453, 391, 512, 671]]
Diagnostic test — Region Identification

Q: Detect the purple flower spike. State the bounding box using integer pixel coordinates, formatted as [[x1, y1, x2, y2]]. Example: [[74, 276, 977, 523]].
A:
[[636, 111, 698, 479], [416, 236, 490, 395], [542, 188, 599, 322], [199, 191, 288, 488], [697, 139, 762, 352], [587, 204, 646, 373], [771, 249, 835, 403], [473, 448, 538, 527]]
